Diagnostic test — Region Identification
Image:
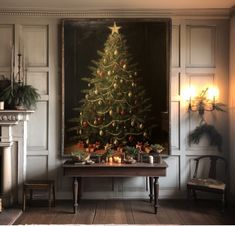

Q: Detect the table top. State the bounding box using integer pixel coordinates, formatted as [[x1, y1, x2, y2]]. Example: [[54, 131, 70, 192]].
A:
[[63, 161, 168, 168]]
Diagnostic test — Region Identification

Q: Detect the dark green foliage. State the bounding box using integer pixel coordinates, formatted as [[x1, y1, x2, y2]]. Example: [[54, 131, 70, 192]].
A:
[[124, 146, 138, 158], [0, 83, 40, 109], [188, 123, 222, 151]]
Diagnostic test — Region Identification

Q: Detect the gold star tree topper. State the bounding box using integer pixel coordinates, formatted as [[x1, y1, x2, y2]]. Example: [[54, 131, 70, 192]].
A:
[[109, 22, 121, 34]]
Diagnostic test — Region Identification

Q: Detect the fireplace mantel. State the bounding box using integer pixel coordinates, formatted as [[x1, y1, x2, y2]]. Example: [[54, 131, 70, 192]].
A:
[[0, 110, 34, 207]]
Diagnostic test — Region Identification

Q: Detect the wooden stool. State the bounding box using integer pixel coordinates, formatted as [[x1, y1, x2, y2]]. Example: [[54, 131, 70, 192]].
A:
[[23, 180, 55, 211]]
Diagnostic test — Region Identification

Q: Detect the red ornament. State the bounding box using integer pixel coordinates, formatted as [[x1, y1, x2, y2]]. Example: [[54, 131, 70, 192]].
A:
[[82, 121, 88, 128], [128, 136, 134, 142], [120, 110, 125, 116], [97, 117, 103, 123]]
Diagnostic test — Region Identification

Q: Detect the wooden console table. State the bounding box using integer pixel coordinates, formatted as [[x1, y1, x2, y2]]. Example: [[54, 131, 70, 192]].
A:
[[63, 161, 168, 214]]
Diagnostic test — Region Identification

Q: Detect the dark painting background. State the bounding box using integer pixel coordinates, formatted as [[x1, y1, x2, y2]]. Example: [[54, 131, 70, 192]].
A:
[[62, 19, 171, 155]]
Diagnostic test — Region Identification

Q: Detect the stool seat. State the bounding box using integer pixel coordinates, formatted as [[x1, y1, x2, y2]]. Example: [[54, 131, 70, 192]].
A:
[[23, 180, 55, 211]]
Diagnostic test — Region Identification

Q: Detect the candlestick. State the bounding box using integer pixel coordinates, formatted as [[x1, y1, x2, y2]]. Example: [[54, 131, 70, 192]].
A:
[[10, 44, 14, 89]]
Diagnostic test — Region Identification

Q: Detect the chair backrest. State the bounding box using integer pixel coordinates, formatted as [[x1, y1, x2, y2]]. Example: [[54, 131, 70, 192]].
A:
[[193, 155, 227, 181]]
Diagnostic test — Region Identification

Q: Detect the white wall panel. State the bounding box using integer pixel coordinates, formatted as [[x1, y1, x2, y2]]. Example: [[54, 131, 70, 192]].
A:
[[0, 25, 13, 67], [186, 26, 216, 68], [172, 25, 180, 68], [171, 102, 180, 149], [22, 25, 48, 67], [27, 71, 48, 95], [26, 155, 48, 180], [160, 156, 179, 189], [27, 102, 48, 150]]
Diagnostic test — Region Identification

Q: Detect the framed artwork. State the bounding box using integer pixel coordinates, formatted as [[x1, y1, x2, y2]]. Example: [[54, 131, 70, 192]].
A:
[[61, 18, 171, 156]]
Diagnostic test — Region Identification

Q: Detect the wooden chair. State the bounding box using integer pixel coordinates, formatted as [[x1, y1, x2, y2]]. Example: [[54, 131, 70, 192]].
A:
[[187, 155, 227, 211]]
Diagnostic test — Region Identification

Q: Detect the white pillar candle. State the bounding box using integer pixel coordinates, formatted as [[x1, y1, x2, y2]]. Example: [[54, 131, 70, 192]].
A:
[[149, 155, 154, 164], [0, 101, 4, 110]]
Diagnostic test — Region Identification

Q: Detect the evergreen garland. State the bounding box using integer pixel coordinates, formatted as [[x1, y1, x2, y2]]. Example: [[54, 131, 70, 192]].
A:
[[188, 123, 222, 151]]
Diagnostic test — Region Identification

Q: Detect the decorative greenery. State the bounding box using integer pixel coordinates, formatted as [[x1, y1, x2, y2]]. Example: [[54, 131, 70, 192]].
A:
[[189, 123, 222, 151], [71, 149, 90, 161], [124, 146, 138, 158], [0, 83, 40, 109], [150, 144, 164, 153]]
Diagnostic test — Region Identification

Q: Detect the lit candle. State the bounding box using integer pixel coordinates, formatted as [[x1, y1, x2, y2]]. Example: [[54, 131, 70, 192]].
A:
[[109, 157, 113, 163], [117, 158, 121, 164]]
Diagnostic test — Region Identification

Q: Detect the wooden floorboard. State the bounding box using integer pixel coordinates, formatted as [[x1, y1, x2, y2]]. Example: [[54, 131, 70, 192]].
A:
[[14, 199, 235, 225]]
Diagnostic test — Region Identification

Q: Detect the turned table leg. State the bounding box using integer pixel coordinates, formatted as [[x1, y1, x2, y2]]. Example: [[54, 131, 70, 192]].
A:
[[154, 177, 159, 214], [149, 177, 154, 203], [73, 177, 78, 214]]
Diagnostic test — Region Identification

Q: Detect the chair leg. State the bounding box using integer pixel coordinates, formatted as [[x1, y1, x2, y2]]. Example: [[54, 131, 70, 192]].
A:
[[221, 192, 225, 212], [187, 187, 191, 199], [53, 184, 56, 207], [23, 188, 26, 211], [193, 190, 197, 200], [48, 186, 52, 210]]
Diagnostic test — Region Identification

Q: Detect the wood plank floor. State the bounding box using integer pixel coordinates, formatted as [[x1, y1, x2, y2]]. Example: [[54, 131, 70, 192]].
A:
[[14, 199, 235, 225]]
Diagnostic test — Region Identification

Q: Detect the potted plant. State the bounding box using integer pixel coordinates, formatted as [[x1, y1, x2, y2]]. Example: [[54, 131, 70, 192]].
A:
[[0, 82, 40, 110]]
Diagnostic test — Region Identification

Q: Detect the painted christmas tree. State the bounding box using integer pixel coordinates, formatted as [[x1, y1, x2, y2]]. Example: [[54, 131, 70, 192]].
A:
[[68, 22, 154, 146]]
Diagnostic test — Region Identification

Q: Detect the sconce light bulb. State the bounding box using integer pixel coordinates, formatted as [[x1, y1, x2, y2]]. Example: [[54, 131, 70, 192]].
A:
[[182, 87, 196, 101], [208, 87, 219, 101]]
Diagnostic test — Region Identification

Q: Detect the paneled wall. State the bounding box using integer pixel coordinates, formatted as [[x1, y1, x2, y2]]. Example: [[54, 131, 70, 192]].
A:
[[229, 12, 235, 200], [0, 14, 229, 200]]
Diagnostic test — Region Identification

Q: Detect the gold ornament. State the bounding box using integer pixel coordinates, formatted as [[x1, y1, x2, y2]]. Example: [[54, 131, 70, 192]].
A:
[[143, 132, 148, 137], [97, 69, 100, 75], [114, 139, 118, 145], [123, 64, 126, 69], [120, 79, 123, 83], [80, 112, 82, 116], [131, 120, 135, 127], [85, 94, 89, 99], [129, 75, 132, 78], [139, 123, 144, 129], [88, 83, 91, 87], [112, 122, 116, 127], [131, 82, 135, 87], [86, 139, 89, 144], [103, 58, 107, 63], [113, 83, 118, 89], [94, 119, 98, 125], [99, 130, 104, 136], [108, 70, 111, 76], [79, 129, 82, 135], [98, 100, 102, 105], [109, 22, 121, 34], [109, 110, 113, 116], [134, 72, 137, 76], [128, 92, 132, 97], [94, 89, 98, 95], [114, 50, 118, 55]]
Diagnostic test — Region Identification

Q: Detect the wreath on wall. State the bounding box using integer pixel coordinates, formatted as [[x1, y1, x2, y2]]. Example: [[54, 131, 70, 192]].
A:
[[188, 88, 226, 151]]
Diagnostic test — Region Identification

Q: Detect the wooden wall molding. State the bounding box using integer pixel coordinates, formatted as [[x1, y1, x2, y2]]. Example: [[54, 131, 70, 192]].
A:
[[0, 8, 230, 19]]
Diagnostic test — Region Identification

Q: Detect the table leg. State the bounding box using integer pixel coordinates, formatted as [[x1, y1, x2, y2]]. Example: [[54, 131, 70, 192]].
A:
[[154, 177, 159, 214], [73, 177, 78, 214], [149, 177, 153, 203]]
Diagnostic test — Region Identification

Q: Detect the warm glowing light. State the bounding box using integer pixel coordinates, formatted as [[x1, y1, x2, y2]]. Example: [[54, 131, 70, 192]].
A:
[[182, 87, 196, 101], [207, 87, 219, 101]]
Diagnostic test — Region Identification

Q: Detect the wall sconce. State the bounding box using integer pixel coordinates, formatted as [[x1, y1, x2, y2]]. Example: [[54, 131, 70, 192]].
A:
[[184, 87, 219, 116]]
